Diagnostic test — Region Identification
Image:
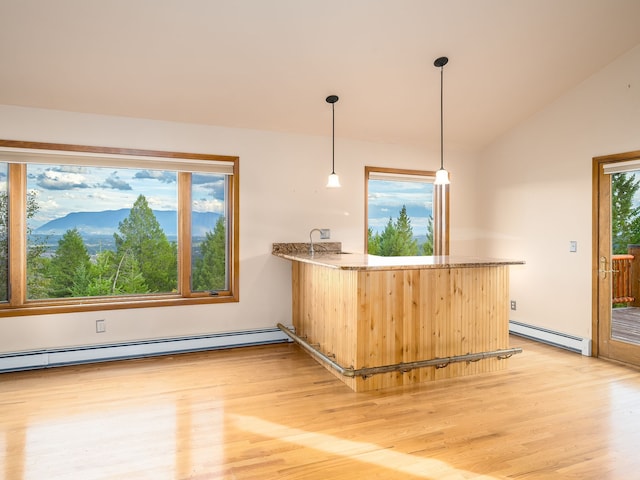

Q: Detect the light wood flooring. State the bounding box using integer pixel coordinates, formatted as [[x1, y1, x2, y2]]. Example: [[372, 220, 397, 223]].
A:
[[2, 335, 640, 479]]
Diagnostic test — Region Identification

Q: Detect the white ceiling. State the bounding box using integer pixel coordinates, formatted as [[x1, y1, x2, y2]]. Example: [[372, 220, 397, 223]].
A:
[[1, 0, 640, 151]]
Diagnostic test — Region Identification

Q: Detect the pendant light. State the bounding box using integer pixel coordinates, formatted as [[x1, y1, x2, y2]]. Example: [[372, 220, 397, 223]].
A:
[[326, 94, 341, 188], [433, 56, 450, 185]]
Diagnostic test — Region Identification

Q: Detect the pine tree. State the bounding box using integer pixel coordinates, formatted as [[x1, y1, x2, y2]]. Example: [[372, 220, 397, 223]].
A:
[[111, 250, 149, 294], [422, 216, 434, 255], [47, 228, 91, 297], [74, 249, 116, 296], [72, 249, 149, 297], [114, 195, 177, 292], [377, 217, 398, 256], [192, 216, 227, 291], [26, 191, 51, 298], [367, 227, 381, 255], [394, 205, 418, 255], [372, 206, 420, 256]]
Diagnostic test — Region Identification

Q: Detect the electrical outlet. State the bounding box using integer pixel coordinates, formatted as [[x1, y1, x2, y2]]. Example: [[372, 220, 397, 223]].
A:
[[319, 229, 330, 239], [510, 300, 517, 311], [96, 319, 106, 333]]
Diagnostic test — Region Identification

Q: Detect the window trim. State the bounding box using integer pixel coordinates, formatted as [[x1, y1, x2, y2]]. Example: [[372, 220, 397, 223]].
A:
[[0, 140, 239, 317], [364, 166, 449, 255]]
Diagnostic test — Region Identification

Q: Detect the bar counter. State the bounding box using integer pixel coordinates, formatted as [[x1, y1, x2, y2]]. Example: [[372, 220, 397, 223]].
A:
[[274, 242, 524, 392]]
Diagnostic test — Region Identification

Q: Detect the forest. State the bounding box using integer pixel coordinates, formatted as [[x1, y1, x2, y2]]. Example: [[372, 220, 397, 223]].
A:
[[368, 205, 433, 256], [0, 194, 226, 301]]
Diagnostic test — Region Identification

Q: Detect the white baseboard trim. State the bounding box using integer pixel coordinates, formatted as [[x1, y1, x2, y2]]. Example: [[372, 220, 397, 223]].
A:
[[509, 320, 592, 356], [0, 327, 293, 373]]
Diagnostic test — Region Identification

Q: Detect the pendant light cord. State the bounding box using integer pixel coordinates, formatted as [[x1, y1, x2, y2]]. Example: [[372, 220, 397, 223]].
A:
[[331, 102, 336, 174], [325, 94, 340, 187], [439, 64, 444, 171]]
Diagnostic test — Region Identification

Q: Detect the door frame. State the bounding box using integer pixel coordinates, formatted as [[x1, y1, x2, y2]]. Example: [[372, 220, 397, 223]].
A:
[[593, 150, 640, 363]]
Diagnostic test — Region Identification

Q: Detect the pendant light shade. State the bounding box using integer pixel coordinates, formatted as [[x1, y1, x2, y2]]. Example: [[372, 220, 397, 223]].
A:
[[326, 172, 341, 188], [433, 56, 450, 185], [434, 168, 449, 185], [326, 95, 341, 188]]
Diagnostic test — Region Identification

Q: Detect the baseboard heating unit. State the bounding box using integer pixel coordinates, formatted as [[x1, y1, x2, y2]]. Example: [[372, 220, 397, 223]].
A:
[[0, 327, 292, 373], [509, 320, 591, 356]]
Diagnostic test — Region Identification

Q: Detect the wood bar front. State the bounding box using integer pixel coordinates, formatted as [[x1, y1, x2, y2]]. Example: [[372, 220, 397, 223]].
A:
[[276, 246, 523, 392]]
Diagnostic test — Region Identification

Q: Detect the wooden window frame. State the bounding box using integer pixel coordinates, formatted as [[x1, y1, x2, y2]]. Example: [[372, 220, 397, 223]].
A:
[[0, 140, 239, 317]]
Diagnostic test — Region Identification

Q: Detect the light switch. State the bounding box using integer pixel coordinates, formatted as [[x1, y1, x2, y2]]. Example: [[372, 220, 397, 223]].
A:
[[569, 241, 577, 253]]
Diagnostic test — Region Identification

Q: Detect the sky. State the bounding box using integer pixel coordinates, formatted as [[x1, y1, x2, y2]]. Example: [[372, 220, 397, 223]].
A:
[[9, 163, 227, 229], [368, 179, 433, 236], [2, 163, 430, 235]]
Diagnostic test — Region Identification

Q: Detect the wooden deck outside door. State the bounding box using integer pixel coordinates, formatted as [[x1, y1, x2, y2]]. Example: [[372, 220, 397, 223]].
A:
[[593, 151, 640, 366]]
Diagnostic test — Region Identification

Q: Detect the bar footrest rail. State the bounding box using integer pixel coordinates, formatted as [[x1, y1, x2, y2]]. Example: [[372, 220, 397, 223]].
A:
[[277, 323, 523, 379]]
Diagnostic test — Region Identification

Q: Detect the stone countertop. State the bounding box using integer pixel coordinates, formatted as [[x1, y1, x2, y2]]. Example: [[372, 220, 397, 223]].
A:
[[272, 243, 525, 271]]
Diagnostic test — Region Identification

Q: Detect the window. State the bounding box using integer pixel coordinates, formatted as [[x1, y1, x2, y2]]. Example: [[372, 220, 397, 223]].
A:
[[365, 166, 448, 256], [0, 140, 239, 316]]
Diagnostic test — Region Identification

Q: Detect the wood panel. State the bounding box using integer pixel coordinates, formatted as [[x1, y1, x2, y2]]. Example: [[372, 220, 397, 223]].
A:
[[292, 263, 512, 392], [7, 164, 27, 306], [292, 263, 358, 390]]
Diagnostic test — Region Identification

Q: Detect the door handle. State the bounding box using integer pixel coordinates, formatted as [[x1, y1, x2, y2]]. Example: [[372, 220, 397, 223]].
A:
[[599, 256, 618, 279]]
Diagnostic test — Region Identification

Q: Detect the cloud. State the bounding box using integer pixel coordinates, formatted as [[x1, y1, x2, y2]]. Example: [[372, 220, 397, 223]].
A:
[[192, 173, 224, 185], [368, 179, 434, 213], [146, 196, 177, 211], [57, 166, 89, 174], [134, 170, 176, 184], [193, 197, 225, 213], [102, 172, 132, 190], [36, 168, 89, 190], [192, 176, 225, 203]]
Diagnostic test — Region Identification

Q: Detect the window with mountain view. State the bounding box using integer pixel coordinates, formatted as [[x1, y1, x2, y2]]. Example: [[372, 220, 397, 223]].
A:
[[26, 164, 181, 299], [0, 141, 238, 315], [365, 166, 438, 256]]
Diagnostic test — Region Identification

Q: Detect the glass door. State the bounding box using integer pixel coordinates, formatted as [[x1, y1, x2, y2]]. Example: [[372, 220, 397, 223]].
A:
[[595, 152, 640, 366]]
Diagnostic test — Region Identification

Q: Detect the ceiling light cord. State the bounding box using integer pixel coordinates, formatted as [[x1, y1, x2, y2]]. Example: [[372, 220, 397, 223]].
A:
[[326, 95, 341, 188], [439, 63, 444, 171], [433, 56, 449, 185], [332, 100, 336, 174]]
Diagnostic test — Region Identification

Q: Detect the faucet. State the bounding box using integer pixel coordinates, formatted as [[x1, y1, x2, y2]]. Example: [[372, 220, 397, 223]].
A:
[[309, 228, 322, 254]]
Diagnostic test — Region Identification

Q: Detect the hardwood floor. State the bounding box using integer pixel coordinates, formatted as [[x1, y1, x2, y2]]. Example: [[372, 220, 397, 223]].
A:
[[2, 335, 640, 479]]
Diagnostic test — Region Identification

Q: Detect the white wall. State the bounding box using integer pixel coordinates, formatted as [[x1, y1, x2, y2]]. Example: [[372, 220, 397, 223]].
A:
[[0, 105, 478, 354], [5, 42, 639, 354], [477, 44, 640, 339]]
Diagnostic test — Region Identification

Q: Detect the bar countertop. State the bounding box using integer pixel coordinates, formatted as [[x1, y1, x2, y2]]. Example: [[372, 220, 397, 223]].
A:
[[272, 243, 524, 271]]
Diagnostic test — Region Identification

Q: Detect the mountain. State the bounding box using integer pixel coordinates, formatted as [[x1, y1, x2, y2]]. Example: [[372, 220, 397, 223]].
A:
[[35, 209, 221, 237]]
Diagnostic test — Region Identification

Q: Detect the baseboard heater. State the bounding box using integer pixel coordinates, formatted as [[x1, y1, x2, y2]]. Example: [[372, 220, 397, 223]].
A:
[[509, 320, 592, 356], [0, 327, 292, 373]]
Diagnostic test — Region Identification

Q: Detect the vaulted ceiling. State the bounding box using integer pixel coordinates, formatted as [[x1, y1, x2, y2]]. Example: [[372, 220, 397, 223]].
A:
[[1, 0, 640, 150]]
